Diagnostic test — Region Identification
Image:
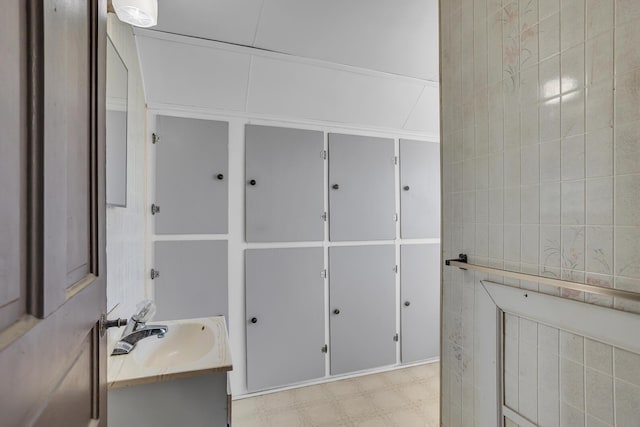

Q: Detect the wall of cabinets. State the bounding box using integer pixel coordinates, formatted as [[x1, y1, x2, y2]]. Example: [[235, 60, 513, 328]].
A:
[[148, 113, 440, 396]]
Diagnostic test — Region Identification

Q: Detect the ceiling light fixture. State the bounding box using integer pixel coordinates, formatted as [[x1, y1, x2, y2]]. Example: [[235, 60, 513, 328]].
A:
[[112, 0, 158, 28]]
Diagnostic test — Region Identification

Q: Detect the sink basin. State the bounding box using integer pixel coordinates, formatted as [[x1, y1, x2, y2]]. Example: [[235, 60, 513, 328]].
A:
[[133, 321, 215, 369], [108, 316, 232, 389]]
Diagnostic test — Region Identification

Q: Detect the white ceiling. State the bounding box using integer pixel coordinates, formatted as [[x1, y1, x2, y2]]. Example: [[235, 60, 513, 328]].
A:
[[135, 30, 439, 136], [152, 0, 439, 81]]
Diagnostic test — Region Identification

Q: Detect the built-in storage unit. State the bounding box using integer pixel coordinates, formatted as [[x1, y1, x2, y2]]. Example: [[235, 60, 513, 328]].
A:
[[329, 245, 397, 375], [245, 125, 324, 242], [108, 316, 232, 427], [153, 240, 228, 321], [149, 114, 440, 395], [245, 248, 325, 391], [399, 139, 440, 238], [328, 133, 396, 241], [400, 244, 440, 363], [154, 115, 228, 234]]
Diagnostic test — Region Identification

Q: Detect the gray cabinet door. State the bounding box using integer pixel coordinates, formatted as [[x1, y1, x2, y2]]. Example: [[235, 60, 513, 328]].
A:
[[155, 115, 228, 234], [245, 248, 325, 391], [245, 125, 324, 242], [328, 134, 396, 241], [153, 240, 228, 321], [109, 373, 228, 427], [400, 244, 440, 363], [329, 245, 396, 375], [400, 139, 440, 238]]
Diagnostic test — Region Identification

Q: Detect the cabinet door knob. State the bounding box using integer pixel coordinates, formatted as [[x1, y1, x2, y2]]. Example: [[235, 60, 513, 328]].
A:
[[404, 301, 411, 307], [216, 173, 224, 180], [332, 184, 339, 190], [250, 317, 258, 324], [333, 309, 340, 315], [403, 185, 410, 191], [249, 179, 257, 186]]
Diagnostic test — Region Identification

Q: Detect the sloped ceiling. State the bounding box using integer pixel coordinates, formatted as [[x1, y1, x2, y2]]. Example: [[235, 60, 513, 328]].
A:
[[152, 0, 439, 81], [135, 30, 439, 135]]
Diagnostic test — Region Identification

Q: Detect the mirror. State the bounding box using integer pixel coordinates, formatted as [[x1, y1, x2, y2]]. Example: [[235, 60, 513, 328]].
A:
[[106, 36, 128, 207]]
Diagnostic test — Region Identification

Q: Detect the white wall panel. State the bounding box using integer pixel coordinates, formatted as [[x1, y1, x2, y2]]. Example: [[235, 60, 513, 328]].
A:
[[153, 0, 264, 46], [106, 14, 148, 327], [247, 56, 424, 129], [135, 35, 250, 111], [403, 85, 440, 134]]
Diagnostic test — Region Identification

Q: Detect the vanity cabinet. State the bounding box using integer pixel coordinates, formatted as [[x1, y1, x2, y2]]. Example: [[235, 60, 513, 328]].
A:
[[245, 125, 324, 242], [400, 244, 440, 363], [399, 139, 440, 238], [329, 245, 396, 375], [153, 240, 228, 321], [328, 133, 396, 241], [154, 115, 228, 234], [245, 248, 325, 391], [107, 317, 232, 427], [109, 371, 228, 427]]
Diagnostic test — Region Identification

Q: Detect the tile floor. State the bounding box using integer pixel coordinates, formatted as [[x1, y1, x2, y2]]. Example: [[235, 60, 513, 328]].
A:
[[232, 362, 440, 427]]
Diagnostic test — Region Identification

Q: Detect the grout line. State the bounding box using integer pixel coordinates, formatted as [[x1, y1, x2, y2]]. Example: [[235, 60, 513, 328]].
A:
[[558, 0, 564, 298], [557, 322, 562, 425], [500, 2, 506, 290], [583, 304, 588, 423], [536, 0, 542, 289], [612, 0, 618, 420], [611, 0, 618, 310], [582, 0, 588, 309]]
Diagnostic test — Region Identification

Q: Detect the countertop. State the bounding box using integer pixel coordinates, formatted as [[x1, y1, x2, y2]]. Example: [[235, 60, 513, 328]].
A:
[[107, 316, 232, 389]]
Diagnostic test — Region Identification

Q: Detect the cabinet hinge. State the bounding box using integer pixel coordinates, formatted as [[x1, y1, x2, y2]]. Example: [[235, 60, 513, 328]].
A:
[[321, 269, 327, 279], [150, 269, 160, 280], [393, 333, 399, 342], [393, 265, 398, 274], [394, 156, 398, 165], [151, 204, 161, 215], [322, 212, 327, 221], [322, 150, 327, 160], [152, 133, 160, 144], [393, 213, 398, 222], [321, 344, 328, 353]]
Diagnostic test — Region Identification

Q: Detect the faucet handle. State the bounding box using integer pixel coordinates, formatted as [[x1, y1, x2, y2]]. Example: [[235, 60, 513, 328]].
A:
[[99, 314, 128, 337], [133, 299, 156, 323]]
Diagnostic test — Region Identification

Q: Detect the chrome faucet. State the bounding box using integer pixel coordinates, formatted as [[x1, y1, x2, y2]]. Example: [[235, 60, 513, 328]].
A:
[[112, 301, 169, 356]]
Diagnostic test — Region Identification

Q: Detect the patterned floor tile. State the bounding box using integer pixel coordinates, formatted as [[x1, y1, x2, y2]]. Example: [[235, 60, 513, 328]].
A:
[[233, 363, 440, 427]]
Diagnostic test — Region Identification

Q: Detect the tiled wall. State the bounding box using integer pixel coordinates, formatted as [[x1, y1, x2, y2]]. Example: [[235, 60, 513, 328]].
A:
[[440, 0, 640, 424], [106, 14, 148, 324], [504, 314, 640, 426]]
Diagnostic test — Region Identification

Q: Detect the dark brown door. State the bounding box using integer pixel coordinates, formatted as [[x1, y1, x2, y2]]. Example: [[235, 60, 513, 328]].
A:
[[0, 1, 107, 426]]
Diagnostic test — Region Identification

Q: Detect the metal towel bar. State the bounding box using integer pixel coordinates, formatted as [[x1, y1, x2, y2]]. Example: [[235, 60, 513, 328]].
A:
[[445, 254, 640, 303]]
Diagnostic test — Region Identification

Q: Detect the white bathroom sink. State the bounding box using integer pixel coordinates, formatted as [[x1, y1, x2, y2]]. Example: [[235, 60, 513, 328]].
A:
[[107, 316, 232, 389], [133, 321, 215, 369]]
